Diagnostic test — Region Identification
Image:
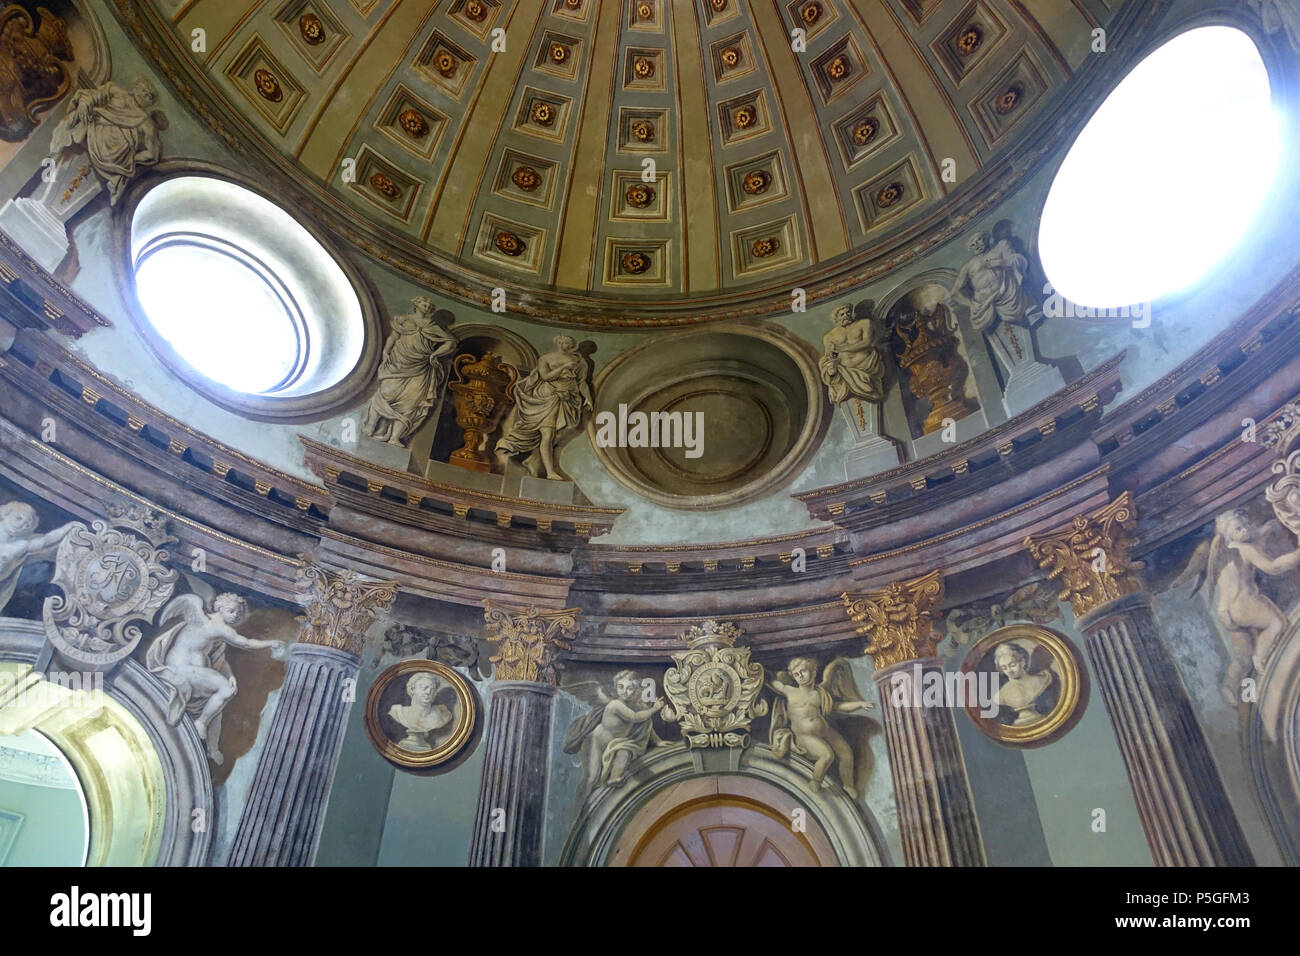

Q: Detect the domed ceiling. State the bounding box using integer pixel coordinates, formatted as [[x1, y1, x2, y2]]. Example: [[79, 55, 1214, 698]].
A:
[[114, 0, 1148, 325]]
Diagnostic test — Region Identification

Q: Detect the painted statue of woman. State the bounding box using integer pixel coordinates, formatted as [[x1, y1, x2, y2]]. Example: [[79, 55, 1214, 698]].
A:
[[493, 335, 592, 479], [362, 296, 458, 446]]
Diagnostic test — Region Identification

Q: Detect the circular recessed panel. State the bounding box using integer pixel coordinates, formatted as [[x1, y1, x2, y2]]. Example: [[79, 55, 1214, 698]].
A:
[[588, 327, 823, 509]]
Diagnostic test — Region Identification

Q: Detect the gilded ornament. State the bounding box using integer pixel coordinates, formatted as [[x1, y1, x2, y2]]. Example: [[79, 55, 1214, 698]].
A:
[[531, 99, 555, 125], [630, 118, 654, 141], [733, 104, 756, 129], [752, 237, 779, 258], [398, 108, 428, 138], [876, 181, 904, 208], [721, 46, 741, 68], [742, 169, 770, 194], [511, 165, 541, 190], [293, 559, 398, 657], [299, 13, 325, 45], [625, 183, 655, 208], [1023, 492, 1143, 618], [995, 82, 1023, 114], [826, 55, 850, 81], [895, 305, 977, 434], [801, 2, 823, 24], [365, 659, 479, 770], [955, 24, 982, 56], [637, 2, 654, 21], [620, 251, 651, 274], [370, 172, 401, 199], [494, 231, 526, 256], [254, 68, 283, 102], [0, 5, 73, 142], [464, 0, 488, 21], [843, 569, 945, 670], [482, 600, 580, 685], [434, 48, 458, 77], [852, 116, 879, 146], [448, 352, 518, 472], [711, 0, 727, 11], [633, 56, 655, 79], [550, 42, 570, 64]]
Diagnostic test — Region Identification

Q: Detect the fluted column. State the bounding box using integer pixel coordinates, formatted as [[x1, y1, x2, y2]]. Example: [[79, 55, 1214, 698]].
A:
[[228, 561, 397, 867], [469, 601, 579, 867], [1026, 492, 1253, 865], [843, 570, 986, 866]]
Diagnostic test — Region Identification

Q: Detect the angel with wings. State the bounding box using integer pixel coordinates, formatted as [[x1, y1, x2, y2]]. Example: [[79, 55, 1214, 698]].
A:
[[941, 581, 1061, 653], [562, 670, 664, 801], [145, 581, 286, 764], [1172, 507, 1300, 706], [768, 657, 881, 798]]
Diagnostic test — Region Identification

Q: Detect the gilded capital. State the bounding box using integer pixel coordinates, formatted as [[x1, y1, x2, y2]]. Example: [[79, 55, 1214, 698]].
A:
[[842, 569, 944, 670], [482, 600, 580, 685], [293, 558, 399, 656], [1023, 492, 1144, 617]]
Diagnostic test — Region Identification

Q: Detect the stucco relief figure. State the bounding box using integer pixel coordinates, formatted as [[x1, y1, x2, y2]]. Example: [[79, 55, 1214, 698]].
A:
[[49, 77, 165, 205], [0, 500, 79, 614], [388, 671, 454, 751], [1177, 508, 1300, 706], [362, 296, 458, 446], [494, 334, 592, 480], [0, 5, 74, 141], [146, 591, 286, 764], [993, 642, 1059, 726], [563, 671, 665, 800], [768, 657, 880, 797], [819, 302, 886, 405], [947, 230, 1041, 381]]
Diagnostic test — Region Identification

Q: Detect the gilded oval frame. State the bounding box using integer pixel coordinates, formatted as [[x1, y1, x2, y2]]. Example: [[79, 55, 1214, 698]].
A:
[[364, 659, 479, 770], [960, 624, 1089, 748]]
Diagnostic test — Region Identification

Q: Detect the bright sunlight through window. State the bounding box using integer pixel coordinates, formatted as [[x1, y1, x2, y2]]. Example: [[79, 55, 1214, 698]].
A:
[[1038, 26, 1282, 309], [134, 236, 305, 395]]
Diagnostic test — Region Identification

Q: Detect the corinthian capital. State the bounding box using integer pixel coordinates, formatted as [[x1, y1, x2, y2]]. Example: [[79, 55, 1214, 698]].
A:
[[293, 558, 399, 656], [482, 600, 580, 686], [1023, 492, 1143, 617], [842, 569, 944, 670]]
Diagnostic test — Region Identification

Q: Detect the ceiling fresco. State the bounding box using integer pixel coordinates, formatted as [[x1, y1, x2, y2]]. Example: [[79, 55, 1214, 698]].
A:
[[113, 0, 1149, 325]]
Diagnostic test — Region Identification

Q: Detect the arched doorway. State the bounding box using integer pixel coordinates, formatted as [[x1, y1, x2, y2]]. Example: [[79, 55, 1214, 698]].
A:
[[607, 772, 842, 867]]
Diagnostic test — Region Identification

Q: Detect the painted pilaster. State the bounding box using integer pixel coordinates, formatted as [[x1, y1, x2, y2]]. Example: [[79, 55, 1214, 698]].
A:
[[227, 560, 397, 867], [843, 570, 986, 866], [1025, 492, 1253, 865]]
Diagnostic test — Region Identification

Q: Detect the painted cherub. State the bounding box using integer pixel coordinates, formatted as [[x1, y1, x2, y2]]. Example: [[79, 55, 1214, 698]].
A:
[[768, 657, 881, 797], [0, 500, 81, 615], [1175, 507, 1300, 706], [562, 670, 665, 800], [146, 588, 286, 763]]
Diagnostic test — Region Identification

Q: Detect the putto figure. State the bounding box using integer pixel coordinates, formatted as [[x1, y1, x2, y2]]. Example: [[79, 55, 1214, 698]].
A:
[[49, 77, 166, 205], [819, 301, 886, 406], [563, 670, 664, 800], [768, 657, 880, 797], [362, 296, 458, 446], [1176, 507, 1300, 706], [146, 590, 286, 764], [0, 500, 80, 614], [494, 334, 592, 480]]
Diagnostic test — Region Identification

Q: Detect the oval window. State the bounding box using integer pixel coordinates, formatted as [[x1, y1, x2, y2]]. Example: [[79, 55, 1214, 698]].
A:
[[129, 176, 366, 404], [1038, 26, 1282, 309]]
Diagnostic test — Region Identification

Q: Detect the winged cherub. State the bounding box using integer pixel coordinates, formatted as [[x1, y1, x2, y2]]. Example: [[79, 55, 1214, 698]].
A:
[[562, 670, 665, 800], [768, 657, 881, 797], [146, 588, 287, 763], [1172, 507, 1300, 706]]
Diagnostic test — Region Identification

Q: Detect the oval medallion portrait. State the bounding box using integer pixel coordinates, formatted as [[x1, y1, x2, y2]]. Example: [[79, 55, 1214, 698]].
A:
[[365, 659, 480, 770]]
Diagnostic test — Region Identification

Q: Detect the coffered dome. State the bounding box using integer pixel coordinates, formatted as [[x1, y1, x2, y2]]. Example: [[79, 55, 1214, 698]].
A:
[[114, 0, 1151, 325]]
